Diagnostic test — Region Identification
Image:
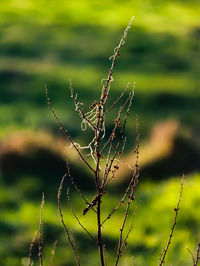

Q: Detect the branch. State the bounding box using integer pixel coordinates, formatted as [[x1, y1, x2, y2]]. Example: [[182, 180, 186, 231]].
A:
[[38, 193, 45, 266], [115, 187, 134, 266], [58, 173, 80, 266], [100, 16, 134, 107], [159, 175, 184, 266], [69, 79, 97, 131], [45, 85, 95, 173], [66, 188, 96, 241], [66, 160, 96, 214], [121, 207, 137, 251], [104, 86, 127, 115], [28, 231, 37, 266], [194, 243, 200, 266], [101, 118, 139, 225]]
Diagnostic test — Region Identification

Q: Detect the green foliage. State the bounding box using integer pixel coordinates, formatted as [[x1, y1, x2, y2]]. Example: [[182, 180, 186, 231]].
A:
[[0, 1, 199, 265], [0, 173, 199, 265], [0, 0, 199, 139]]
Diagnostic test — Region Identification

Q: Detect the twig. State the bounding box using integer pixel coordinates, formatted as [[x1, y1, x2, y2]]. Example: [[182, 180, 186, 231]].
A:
[[69, 79, 96, 131], [159, 175, 184, 266], [103, 244, 107, 266], [48, 240, 58, 266], [28, 231, 37, 266], [104, 86, 127, 115], [58, 173, 80, 266], [38, 193, 45, 266], [187, 247, 195, 264], [194, 243, 200, 266], [66, 188, 96, 241], [100, 84, 131, 155], [106, 136, 127, 185], [121, 207, 137, 251], [45, 85, 95, 173], [101, 117, 139, 225], [100, 16, 134, 107], [66, 160, 97, 214], [102, 89, 135, 187], [115, 130, 139, 266]]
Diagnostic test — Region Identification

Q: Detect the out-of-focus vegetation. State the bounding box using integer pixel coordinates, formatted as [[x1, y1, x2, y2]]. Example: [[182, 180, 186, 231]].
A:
[[0, 0, 200, 265]]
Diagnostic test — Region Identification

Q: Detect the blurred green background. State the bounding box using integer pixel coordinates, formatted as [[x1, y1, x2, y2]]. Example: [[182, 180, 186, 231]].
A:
[[0, 0, 200, 265]]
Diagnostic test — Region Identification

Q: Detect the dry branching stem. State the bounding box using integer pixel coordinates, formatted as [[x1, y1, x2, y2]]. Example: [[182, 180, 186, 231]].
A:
[[47, 17, 135, 266], [38, 193, 45, 266], [159, 175, 184, 266], [28, 231, 37, 266], [58, 173, 80, 266], [194, 243, 200, 266]]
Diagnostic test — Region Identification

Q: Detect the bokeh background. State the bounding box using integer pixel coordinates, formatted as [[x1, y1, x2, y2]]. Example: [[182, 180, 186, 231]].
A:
[[0, 0, 200, 265]]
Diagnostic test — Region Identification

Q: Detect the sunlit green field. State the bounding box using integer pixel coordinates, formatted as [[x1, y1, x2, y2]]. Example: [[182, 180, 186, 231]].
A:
[[0, 0, 200, 265]]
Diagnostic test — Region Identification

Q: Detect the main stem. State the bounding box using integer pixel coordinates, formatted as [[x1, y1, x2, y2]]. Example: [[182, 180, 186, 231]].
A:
[[95, 108, 105, 266], [97, 192, 104, 266]]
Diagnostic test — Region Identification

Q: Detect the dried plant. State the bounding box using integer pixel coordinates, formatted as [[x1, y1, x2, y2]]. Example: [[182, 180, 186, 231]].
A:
[[38, 193, 45, 266], [28, 16, 190, 266], [45, 17, 139, 266], [187, 243, 200, 266], [159, 175, 184, 266]]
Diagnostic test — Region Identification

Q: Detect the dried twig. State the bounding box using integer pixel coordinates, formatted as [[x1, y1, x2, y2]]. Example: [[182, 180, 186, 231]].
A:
[[101, 119, 139, 225], [187, 247, 195, 264], [104, 87, 127, 115], [121, 207, 137, 251], [45, 85, 95, 173], [115, 128, 139, 266], [28, 231, 37, 266], [69, 79, 97, 131], [159, 175, 184, 266], [194, 243, 200, 266], [66, 160, 97, 214], [38, 193, 45, 266], [66, 188, 96, 241], [102, 88, 135, 188], [46, 17, 135, 266], [58, 173, 80, 266]]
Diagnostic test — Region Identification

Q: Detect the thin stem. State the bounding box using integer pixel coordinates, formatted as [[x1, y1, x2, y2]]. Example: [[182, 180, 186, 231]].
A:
[[58, 173, 80, 266], [121, 207, 137, 251], [159, 176, 184, 266], [194, 243, 200, 266], [67, 189, 96, 241], [38, 193, 45, 266], [45, 85, 95, 173], [104, 87, 127, 115], [28, 231, 37, 266], [66, 160, 97, 214], [115, 185, 136, 266], [101, 116, 139, 225], [69, 80, 96, 131], [97, 194, 105, 266], [187, 247, 195, 264]]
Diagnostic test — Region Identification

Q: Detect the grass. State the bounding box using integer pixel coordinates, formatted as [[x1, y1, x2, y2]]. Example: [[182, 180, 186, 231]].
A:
[[0, 174, 199, 265]]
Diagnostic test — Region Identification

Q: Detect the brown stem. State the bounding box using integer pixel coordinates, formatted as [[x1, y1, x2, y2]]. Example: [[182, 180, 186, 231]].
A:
[[38, 193, 45, 266], [58, 174, 80, 266], [45, 85, 94, 173], [194, 243, 200, 266], [97, 194, 105, 266], [28, 231, 37, 266], [159, 175, 184, 266]]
